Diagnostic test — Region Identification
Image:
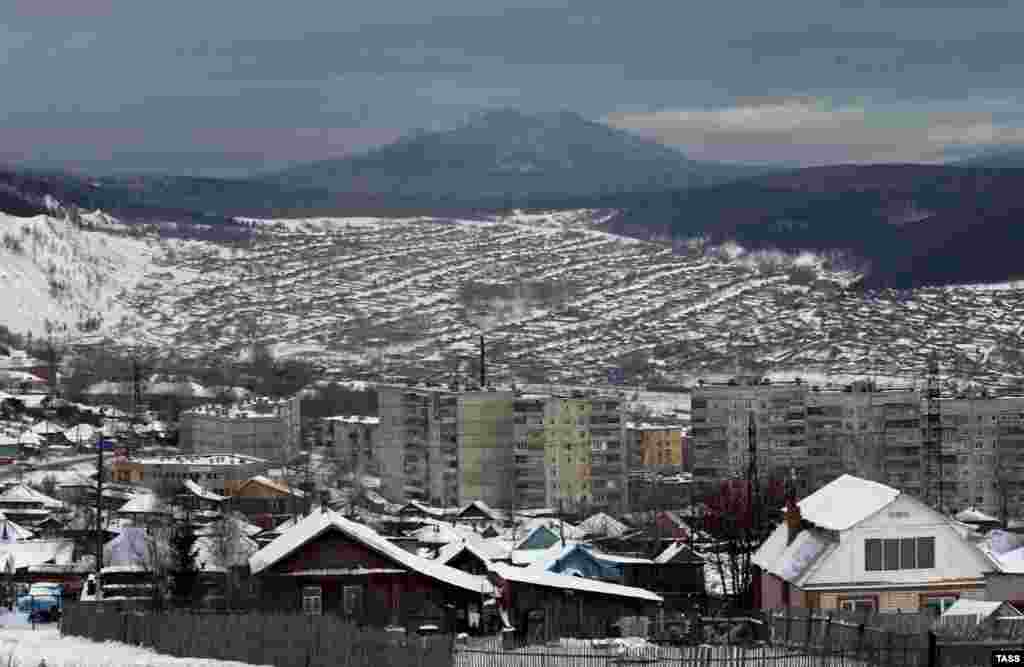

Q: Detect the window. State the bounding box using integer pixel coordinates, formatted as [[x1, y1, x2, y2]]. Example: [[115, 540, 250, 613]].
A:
[[840, 596, 878, 614], [342, 585, 363, 617], [920, 594, 957, 617], [865, 537, 935, 570], [302, 586, 322, 615], [865, 539, 883, 571], [884, 539, 900, 570]]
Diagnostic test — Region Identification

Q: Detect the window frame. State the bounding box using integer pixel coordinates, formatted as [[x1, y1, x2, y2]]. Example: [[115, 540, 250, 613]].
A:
[[302, 585, 322, 616], [865, 536, 935, 571], [838, 595, 879, 615], [919, 593, 959, 617]]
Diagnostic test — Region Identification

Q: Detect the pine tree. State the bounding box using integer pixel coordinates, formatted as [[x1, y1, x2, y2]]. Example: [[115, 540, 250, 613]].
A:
[[170, 522, 199, 606]]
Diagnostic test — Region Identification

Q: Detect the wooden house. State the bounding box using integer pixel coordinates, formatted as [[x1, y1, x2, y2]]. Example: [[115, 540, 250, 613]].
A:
[[228, 476, 306, 527], [488, 563, 662, 643], [0, 484, 63, 527], [249, 508, 494, 632], [753, 475, 994, 614]]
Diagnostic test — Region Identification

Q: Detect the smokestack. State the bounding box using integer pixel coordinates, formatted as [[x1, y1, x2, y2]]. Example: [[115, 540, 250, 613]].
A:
[[479, 334, 486, 388]]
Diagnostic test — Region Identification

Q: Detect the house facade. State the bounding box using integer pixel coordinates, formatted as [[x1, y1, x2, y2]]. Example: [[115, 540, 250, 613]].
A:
[[754, 474, 994, 616], [249, 509, 493, 632]]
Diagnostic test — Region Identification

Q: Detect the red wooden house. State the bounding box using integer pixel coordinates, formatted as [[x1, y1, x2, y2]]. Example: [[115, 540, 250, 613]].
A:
[[249, 508, 494, 632]]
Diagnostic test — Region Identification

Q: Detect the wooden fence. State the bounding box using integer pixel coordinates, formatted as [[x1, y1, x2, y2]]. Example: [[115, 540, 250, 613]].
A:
[[60, 602, 454, 667], [455, 641, 873, 667]]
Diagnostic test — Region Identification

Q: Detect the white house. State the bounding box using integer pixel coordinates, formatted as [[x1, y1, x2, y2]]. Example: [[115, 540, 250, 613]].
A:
[[753, 474, 995, 615]]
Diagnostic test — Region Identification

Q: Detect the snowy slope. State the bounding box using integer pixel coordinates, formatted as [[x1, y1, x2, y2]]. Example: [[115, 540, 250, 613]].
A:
[[0, 212, 162, 337]]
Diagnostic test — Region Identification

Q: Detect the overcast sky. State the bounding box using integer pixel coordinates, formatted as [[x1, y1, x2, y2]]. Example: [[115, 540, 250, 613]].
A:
[[3, 0, 1023, 175]]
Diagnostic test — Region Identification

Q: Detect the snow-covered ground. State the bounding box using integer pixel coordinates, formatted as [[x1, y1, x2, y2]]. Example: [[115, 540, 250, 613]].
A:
[[0, 618, 269, 667], [0, 212, 169, 338]]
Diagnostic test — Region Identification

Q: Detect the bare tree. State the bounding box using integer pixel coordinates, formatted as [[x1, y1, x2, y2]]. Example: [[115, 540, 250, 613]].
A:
[[205, 512, 245, 606]]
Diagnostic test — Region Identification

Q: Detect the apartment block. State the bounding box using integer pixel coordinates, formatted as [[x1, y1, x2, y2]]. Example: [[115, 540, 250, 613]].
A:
[[691, 379, 926, 498], [512, 393, 627, 514], [180, 397, 301, 461], [626, 424, 686, 473], [690, 380, 810, 492], [940, 396, 1024, 518], [321, 415, 380, 476], [376, 385, 515, 509]]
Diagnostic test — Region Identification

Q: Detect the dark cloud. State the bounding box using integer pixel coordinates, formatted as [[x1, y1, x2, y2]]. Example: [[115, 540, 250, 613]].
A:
[[4, 0, 1024, 173]]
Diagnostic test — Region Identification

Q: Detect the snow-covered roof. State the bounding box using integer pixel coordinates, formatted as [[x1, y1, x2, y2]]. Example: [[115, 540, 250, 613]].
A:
[[0, 517, 34, 542], [489, 562, 662, 602], [0, 539, 75, 569], [578, 513, 630, 538], [240, 475, 304, 497], [436, 539, 506, 566], [0, 484, 63, 509], [29, 420, 64, 436], [753, 524, 836, 585], [459, 500, 498, 520], [325, 415, 380, 425], [941, 599, 1021, 621], [195, 534, 259, 572], [795, 474, 900, 531], [518, 518, 586, 545], [183, 479, 225, 503], [248, 509, 494, 594], [131, 453, 267, 466], [956, 507, 1000, 524], [63, 424, 97, 443], [117, 493, 171, 515], [654, 541, 703, 564]]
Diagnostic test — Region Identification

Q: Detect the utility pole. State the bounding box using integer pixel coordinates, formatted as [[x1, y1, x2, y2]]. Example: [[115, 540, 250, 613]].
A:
[[95, 412, 105, 574], [747, 410, 759, 535]]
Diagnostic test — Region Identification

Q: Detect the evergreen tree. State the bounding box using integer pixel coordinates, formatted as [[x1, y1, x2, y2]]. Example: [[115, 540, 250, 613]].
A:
[[170, 522, 200, 606]]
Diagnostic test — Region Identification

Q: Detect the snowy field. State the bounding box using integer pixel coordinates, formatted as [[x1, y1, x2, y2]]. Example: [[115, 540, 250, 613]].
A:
[[0, 611, 269, 667]]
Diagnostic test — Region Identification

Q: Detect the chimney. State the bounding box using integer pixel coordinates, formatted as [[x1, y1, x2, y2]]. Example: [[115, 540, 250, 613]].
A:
[[784, 468, 802, 545], [479, 334, 486, 389]]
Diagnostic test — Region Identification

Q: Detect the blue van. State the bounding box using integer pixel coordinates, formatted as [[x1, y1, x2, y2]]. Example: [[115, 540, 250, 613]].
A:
[[16, 582, 63, 622]]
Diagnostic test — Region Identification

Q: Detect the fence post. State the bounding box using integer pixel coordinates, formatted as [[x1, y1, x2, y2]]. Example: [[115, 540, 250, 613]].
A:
[[855, 622, 865, 661], [927, 630, 937, 667], [785, 608, 792, 646], [886, 630, 893, 667], [823, 613, 833, 665]]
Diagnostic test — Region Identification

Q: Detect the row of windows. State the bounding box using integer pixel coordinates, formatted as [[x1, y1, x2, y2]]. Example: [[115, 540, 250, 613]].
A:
[[865, 537, 935, 571]]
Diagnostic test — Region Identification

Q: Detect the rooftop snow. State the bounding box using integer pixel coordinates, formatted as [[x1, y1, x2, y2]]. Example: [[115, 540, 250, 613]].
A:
[[796, 474, 900, 531], [939, 599, 1022, 622], [248, 509, 493, 594], [489, 562, 662, 602]]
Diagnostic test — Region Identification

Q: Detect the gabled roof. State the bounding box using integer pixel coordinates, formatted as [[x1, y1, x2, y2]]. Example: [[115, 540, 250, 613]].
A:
[[458, 500, 497, 521], [0, 539, 75, 569], [436, 538, 508, 566], [796, 474, 900, 531], [183, 479, 225, 503], [237, 476, 304, 497], [117, 493, 171, 516], [489, 562, 662, 602], [752, 524, 836, 585], [0, 484, 63, 509], [955, 507, 1000, 524], [578, 513, 630, 538], [248, 509, 493, 594], [655, 541, 704, 565], [940, 599, 1021, 621]]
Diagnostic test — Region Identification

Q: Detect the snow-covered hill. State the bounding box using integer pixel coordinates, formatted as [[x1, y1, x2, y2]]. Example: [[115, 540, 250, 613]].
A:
[[0, 211, 164, 338]]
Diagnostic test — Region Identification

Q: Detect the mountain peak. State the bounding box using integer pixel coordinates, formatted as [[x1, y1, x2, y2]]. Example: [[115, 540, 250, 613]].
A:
[[267, 108, 762, 202]]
